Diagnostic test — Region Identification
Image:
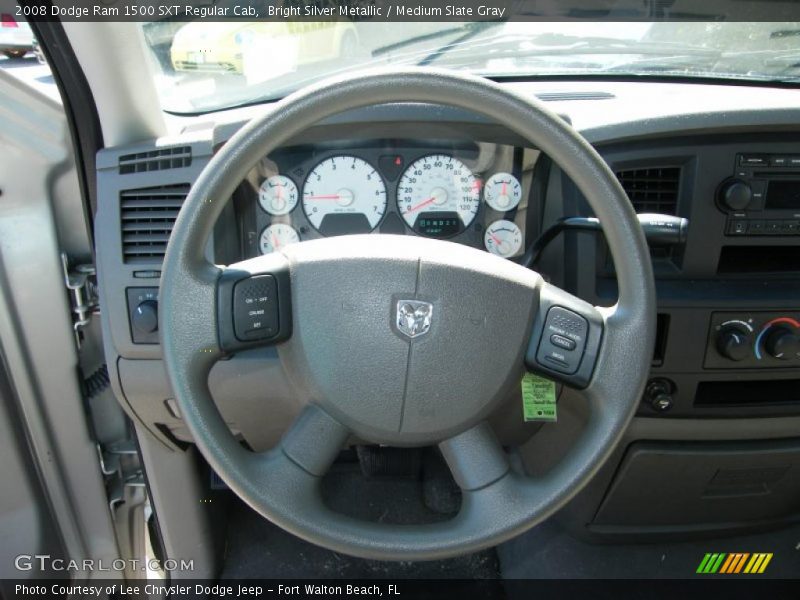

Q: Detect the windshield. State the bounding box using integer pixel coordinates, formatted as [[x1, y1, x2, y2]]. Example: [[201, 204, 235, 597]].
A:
[[143, 21, 800, 113]]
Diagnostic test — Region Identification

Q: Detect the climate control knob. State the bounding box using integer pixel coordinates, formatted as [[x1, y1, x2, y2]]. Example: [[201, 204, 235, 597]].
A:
[[764, 327, 800, 360], [716, 325, 751, 361], [132, 300, 159, 334], [719, 180, 752, 211]]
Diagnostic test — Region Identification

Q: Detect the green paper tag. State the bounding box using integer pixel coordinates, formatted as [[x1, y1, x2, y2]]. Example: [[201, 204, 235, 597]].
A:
[[521, 373, 557, 422]]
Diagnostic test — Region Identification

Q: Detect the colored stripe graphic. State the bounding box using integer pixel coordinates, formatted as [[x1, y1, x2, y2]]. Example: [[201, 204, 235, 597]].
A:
[[697, 552, 773, 574], [719, 554, 736, 574], [697, 553, 727, 573], [734, 553, 750, 573], [744, 553, 773, 574], [730, 553, 749, 573], [697, 553, 714, 573]]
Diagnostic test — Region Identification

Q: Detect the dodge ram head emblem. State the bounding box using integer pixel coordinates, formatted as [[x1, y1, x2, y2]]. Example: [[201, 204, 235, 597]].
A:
[[396, 300, 433, 339]]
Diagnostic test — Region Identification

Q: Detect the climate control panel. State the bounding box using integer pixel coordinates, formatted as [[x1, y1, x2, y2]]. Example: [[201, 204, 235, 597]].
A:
[[705, 312, 800, 369]]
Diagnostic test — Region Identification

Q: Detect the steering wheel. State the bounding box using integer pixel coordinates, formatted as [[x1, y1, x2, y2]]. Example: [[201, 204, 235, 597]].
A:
[[160, 69, 655, 561]]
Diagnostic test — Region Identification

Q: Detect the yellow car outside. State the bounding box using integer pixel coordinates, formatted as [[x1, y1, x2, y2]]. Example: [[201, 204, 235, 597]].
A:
[[170, 21, 358, 74]]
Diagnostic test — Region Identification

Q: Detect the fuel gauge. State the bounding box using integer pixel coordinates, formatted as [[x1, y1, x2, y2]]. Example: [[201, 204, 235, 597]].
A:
[[484, 220, 522, 258], [260, 223, 299, 254]]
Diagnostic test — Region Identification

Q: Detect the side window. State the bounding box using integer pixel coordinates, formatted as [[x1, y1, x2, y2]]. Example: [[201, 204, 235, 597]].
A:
[[0, 12, 57, 101]]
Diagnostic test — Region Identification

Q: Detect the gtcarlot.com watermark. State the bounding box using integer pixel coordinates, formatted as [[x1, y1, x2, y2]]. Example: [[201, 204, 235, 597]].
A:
[[14, 554, 194, 572]]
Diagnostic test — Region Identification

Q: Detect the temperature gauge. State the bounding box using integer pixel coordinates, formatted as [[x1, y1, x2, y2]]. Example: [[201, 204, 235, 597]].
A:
[[260, 223, 299, 254], [484, 173, 522, 212], [484, 220, 522, 258], [259, 175, 298, 216]]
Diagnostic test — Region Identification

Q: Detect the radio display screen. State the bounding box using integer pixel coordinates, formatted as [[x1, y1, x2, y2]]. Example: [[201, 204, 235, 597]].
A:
[[766, 180, 800, 210]]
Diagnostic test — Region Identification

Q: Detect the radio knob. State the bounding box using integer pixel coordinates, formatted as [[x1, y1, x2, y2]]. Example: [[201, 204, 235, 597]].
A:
[[720, 180, 753, 211], [765, 327, 800, 360], [716, 325, 751, 361]]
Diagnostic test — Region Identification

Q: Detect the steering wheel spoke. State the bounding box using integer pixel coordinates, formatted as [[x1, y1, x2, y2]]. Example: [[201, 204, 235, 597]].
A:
[[524, 281, 605, 389], [277, 404, 351, 477], [439, 422, 510, 492]]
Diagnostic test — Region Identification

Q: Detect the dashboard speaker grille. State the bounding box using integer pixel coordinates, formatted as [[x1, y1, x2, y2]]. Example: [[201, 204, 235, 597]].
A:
[[118, 146, 192, 174], [615, 166, 680, 214], [120, 184, 190, 263]]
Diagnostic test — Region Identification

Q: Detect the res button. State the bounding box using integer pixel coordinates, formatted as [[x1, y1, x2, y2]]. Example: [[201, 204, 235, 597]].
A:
[[233, 274, 279, 341]]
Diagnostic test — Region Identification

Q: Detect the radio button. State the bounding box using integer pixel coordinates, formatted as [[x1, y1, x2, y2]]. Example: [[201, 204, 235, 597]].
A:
[[770, 155, 789, 167], [789, 157, 800, 167], [719, 179, 753, 211], [727, 220, 748, 235], [748, 220, 765, 235], [739, 155, 768, 166], [765, 220, 783, 234]]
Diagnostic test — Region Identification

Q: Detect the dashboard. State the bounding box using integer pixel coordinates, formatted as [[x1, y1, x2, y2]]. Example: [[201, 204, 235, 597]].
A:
[[94, 85, 800, 445], [91, 81, 800, 543], [230, 140, 539, 262]]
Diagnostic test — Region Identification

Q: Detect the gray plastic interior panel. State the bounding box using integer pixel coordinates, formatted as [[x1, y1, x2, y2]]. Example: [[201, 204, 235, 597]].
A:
[[594, 440, 800, 528]]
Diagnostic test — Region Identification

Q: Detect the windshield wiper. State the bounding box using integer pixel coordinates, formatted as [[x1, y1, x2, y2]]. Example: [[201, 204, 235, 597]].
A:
[[371, 23, 493, 58]]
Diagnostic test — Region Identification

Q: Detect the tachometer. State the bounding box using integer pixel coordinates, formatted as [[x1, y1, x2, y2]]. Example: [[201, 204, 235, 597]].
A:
[[397, 155, 480, 236], [302, 156, 387, 235]]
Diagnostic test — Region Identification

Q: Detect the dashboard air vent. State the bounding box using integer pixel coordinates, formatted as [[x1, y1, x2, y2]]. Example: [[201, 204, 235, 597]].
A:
[[615, 166, 680, 214], [118, 146, 192, 174], [120, 184, 190, 263], [535, 91, 615, 101]]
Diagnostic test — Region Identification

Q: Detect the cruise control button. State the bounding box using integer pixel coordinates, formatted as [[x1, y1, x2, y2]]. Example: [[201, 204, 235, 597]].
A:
[[550, 334, 576, 351], [233, 275, 279, 342], [536, 307, 589, 374]]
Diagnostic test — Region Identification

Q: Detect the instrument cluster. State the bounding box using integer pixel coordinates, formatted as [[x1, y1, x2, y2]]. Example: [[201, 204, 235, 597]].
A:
[[239, 141, 532, 260]]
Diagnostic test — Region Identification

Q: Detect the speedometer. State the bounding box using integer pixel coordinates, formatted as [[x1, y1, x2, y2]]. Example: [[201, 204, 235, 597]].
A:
[[397, 155, 480, 237], [302, 156, 387, 236]]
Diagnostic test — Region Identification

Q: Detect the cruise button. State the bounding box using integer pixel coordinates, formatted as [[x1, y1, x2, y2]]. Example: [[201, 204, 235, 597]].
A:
[[550, 334, 576, 351]]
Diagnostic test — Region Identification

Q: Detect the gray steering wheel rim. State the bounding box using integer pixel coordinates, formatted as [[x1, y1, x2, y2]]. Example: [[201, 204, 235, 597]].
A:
[[160, 68, 656, 560]]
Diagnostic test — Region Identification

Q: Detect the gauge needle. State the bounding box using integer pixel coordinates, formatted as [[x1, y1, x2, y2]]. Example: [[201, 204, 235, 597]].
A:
[[490, 232, 503, 245], [272, 234, 280, 249], [305, 194, 341, 200], [406, 196, 435, 213], [502, 182, 507, 196]]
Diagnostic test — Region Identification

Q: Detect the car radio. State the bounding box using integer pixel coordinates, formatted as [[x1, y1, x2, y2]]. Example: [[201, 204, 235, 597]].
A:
[[719, 153, 800, 236]]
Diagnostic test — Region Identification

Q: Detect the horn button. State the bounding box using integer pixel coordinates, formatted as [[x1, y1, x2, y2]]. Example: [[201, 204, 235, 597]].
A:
[[279, 236, 540, 445]]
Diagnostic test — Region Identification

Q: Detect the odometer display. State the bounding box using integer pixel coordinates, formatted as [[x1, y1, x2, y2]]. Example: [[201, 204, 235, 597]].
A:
[[416, 214, 462, 237], [397, 155, 480, 236]]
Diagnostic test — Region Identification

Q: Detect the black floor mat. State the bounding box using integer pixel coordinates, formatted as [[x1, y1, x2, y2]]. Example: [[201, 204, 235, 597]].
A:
[[220, 463, 500, 580]]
